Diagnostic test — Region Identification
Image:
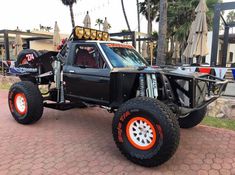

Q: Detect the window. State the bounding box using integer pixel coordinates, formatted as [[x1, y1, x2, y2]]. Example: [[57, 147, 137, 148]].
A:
[[229, 52, 233, 63], [74, 44, 107, 69], [100, 43, 148, 68]]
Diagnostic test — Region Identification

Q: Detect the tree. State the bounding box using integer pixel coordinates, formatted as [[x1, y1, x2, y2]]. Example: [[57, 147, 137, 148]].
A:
[[167, 0, 220, 63], [168, 0, 217, 42], [121, 0, 131, 31], [226, 11, 235, 23], [61, 0, 77, 28], [157, 0, 167, 66], [95, 19, 104, 30], [139, 0, 159, 35], [139, 0, 220, 65], [227, 11, 235, 33]]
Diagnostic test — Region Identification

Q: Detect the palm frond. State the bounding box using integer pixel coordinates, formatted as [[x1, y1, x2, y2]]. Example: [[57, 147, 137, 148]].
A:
[[61, 0, 77, 6]]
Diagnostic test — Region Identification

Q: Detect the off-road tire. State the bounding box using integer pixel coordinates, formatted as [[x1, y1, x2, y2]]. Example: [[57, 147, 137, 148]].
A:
[[178, 107, 207, 129], [15, 49, 40, 67], [8, 81, 44, 124], [112, 97, 180, 167]]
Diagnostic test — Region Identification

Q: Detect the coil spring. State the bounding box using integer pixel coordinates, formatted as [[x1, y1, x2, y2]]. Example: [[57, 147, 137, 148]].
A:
[[139, 74, 145, 97]]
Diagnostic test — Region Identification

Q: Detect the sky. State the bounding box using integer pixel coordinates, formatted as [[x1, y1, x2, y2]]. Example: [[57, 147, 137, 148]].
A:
[[0, 0, 148, 34], [0, 0, 234, 34]]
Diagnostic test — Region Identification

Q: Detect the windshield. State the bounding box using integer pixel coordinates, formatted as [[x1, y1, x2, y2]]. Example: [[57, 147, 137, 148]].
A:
[[100, 43, 148, 68]]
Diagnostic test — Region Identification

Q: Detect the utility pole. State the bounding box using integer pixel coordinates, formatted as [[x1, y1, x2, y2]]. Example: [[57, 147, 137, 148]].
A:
[[137, 0, 141, 52]]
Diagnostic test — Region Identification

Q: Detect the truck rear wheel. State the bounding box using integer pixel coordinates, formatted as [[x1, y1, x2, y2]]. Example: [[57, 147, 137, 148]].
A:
[[178, 107, 207, 129], [112, 97, 180, 167], [8, 81, 44, 124]]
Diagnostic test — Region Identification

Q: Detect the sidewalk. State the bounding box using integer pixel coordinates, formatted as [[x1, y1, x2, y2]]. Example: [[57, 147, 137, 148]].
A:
[[0, 90, 235, 175], [224, 82, 235, 97]]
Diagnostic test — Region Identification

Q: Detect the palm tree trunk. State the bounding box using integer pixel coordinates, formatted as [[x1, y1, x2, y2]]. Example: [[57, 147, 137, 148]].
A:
[[69, 5, 75, 28], [157, 0, 168, 66], [121, 0, 131, 31], [147, 0, 151, 35]]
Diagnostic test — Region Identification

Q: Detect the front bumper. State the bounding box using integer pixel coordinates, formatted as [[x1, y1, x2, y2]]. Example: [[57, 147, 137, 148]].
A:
[[162, 71, 229, 115]]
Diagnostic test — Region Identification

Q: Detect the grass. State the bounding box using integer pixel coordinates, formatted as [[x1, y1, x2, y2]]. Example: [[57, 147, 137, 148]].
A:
[[202, 116, 235, 131], [0, 83, 48, 94], [0, 83, 11, 90]]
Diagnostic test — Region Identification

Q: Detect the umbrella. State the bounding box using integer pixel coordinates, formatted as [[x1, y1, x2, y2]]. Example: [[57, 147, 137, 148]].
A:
[[103, 17, 109, 32], [141, 41, 148, 58], [53, 21, 61, 51], [83, 11, 91, 28], [191, 0, 209, 62], [172, 40, 180, 63], [14, 27, 23, 57], [183, 21, 196, 59], [183, 0, 209, 63]]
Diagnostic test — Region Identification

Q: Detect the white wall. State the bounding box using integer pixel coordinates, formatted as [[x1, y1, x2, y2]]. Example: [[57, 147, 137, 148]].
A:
[[205, 31, 235, 65]]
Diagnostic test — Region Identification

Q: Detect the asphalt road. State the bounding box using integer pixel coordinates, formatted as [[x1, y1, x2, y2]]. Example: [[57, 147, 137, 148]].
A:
[[0, 90, 235, 175]]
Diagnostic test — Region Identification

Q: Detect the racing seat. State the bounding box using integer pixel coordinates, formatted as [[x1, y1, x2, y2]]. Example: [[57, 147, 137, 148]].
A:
[[76, 49, 97, 68]]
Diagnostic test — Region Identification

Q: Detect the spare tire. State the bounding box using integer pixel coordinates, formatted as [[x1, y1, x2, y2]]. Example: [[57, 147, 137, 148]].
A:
[[15, 49, 41, 83], [15, 49, 41, 67]]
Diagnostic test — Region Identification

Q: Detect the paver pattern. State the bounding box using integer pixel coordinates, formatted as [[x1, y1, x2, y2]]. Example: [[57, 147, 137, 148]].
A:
[[0, 90, 235, 175]]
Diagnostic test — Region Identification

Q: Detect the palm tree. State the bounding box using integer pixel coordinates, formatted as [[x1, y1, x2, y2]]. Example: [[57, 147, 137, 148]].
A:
[[226, 11, 235, 23], [61, 0, 77, 28], [157, 0, 167, 66], [95, 19, 104, 30], [227, 11, 235, 33], [139, 0, 159, 35], [121, 0, 131, 31]]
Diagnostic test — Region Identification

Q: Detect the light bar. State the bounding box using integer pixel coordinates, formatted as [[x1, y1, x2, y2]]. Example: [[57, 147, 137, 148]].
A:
[[75, 27, 84, 39], [74, 26, 110, 41]]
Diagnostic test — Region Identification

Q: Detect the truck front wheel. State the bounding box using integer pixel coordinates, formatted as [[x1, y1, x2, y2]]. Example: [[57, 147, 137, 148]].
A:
[[112, 97, 180, 167], [178, 107, 207, 129], [8, 81, 44, 124]]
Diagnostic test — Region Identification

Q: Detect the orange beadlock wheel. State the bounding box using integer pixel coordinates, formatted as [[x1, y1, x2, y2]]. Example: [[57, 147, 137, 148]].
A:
[[14, 93, 28, 115], [126, 117, 157, 150]]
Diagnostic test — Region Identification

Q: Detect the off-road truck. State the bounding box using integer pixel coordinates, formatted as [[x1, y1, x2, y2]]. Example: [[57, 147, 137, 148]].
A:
[[8, 26, 228, 167]]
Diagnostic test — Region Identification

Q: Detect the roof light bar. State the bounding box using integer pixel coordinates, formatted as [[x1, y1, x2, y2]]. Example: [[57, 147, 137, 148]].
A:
[[74, 26, 109, 41]]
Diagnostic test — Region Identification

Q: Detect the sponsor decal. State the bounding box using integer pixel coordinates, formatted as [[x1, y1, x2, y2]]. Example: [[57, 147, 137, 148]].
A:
[[117, 122, 123, 143], [26, 54, 35, 62], [106, 43, 134, 49], [119, 111, 131, 122], [117, 111, 131, 143], [156, 124, 163, 139], [9, 67, 38, 74]]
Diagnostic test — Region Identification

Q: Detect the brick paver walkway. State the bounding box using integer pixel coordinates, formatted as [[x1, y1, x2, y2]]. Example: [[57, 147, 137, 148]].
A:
[[0, 90, 235, 175]]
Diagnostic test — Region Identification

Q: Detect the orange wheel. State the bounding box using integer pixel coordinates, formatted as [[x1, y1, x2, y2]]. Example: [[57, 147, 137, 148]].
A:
[[14, 93, 28, 115], [126, 117, 157, 150]]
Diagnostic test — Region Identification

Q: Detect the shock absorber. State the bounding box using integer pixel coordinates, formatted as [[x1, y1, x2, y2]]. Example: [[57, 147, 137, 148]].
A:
[[139, 73, 145, 97]]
